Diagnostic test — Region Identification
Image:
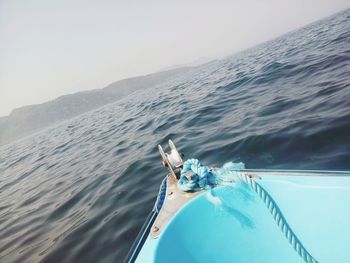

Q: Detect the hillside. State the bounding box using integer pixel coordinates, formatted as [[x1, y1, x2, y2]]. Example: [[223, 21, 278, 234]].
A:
[[0, 67, 192, 145]]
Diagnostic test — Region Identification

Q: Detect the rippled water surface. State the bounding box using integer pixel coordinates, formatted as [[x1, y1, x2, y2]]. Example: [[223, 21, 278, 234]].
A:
[[1, 9, 350, 263]]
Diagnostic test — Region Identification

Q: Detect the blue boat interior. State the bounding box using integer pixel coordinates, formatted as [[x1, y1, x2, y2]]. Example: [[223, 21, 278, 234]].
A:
[[134, 172, 350, 263]]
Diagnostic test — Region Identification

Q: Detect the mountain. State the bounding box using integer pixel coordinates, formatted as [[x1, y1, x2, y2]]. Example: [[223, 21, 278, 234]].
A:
[[162, 57, 214, 71], [0, 67, 192, 146]]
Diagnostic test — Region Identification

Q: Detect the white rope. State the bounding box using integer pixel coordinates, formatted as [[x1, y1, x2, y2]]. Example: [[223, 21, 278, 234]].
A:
[[238, 172, 318, 263]]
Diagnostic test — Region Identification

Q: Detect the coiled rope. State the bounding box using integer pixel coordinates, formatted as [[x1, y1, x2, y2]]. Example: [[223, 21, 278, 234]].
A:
[[177, 159, 318, 263]]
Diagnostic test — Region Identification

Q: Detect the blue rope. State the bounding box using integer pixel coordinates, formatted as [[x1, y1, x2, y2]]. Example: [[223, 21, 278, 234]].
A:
[[178, 159, 245, 191], [177, 159, 218, 191]]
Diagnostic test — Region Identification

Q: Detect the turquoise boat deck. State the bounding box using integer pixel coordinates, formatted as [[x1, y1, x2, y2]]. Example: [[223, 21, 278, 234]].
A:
[[133, 171, 350, 263]]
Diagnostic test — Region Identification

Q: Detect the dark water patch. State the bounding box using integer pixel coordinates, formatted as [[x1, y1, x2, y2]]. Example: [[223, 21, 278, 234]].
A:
[[184, 114, 222, 128], [153, 114, 184, 133], [330, 30, 350, 44], [315, 81, 347, 96], [216, 75, 253, 92], [5, 153, 33, 169], [258, 98, 302, 117], [137, 118, 154, 132]]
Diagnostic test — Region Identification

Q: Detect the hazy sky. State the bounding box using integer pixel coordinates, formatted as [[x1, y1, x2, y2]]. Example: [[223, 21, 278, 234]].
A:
[[0, 0, 349, 116]]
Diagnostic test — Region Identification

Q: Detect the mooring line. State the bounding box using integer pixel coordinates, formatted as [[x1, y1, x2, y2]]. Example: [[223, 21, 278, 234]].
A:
[[238, 173, 318, 263]]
